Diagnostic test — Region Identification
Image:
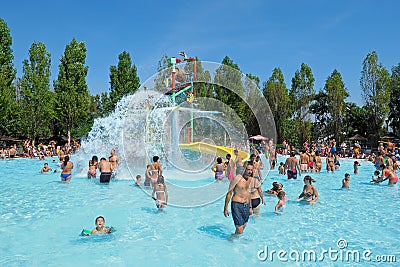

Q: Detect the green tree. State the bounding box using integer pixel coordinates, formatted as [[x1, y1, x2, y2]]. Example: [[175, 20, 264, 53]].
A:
[[53, 38, 91, 139], [263, 67, 291, 143], [0, 18, 17, 135], [324, 69, 348, 142], [213, 56, 246, 131], [290, 63, 315, 145], [18, 42, 53, 140], [360, 51, 391, 145], [109, 51, 140, 111], [389, 63, 400, 136], [309, 91, 329, 140]]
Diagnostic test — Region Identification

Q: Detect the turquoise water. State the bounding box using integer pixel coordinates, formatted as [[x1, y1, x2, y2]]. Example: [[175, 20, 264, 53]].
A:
[[0, 156, 399, 266]]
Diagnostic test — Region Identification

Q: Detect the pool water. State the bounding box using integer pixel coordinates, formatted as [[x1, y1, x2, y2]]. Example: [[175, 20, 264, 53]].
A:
[[0, 156, 399, 266]]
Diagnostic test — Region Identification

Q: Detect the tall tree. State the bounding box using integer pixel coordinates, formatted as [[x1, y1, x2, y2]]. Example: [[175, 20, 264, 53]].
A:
[[0, 18, 17, 135], [290, 63, 315, 145], [360, 51, 391, 144], [389, 63, 400, 135], [324, 69, 348, 141], [309, 91, 329, 140], [53, 38, 91, 139], [263, 67, 291, 143], [109, 51, 140, 110], [213, 56, 246, 130], [19, 42, 53, 140]]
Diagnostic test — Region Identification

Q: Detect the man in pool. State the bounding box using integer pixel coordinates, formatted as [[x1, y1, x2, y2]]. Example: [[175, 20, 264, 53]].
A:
[[98, 157, 114, 183], [109, 149, 120, 178], [285, 152, 301, 179], [233, 149, 244, 175], [223, 163, 254, 235]]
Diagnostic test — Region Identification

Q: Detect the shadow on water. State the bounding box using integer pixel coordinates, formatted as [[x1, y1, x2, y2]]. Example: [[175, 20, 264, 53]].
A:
[[140, 207, 159, 214], [197, 225, 232, 240], [73, 232, 117, 244]]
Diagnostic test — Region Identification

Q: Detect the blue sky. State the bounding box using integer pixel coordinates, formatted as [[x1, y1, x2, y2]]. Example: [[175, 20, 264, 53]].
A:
[[2, 0, 399, 105]]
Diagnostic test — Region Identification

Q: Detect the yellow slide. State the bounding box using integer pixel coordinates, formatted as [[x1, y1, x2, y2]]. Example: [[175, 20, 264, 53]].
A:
[[179, 142, 250, 163]]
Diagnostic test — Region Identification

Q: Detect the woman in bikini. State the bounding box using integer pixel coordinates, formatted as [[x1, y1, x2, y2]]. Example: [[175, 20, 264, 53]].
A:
[[60, 155, 73, 182], [152, 175, 168, 211], [381, 165, 399, 185], [148, 156, 163, 188], [87, 155, 98, 179], [296, 175, 318, 204], [326, 152, 335, 173]]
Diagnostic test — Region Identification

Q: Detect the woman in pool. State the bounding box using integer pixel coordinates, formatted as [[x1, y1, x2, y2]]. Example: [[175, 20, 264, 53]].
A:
[[211, 157, 225, 180], [87, 155, 98, 179], [381, 165, 399, 185], [326, 152, 335, 173], [60, 155, 73, 182], [152, 175, 168, 210], [296, 175, 318, 204]]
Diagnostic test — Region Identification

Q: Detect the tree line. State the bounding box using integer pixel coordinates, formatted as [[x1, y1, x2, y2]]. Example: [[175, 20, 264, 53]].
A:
[[1, 18, 399, 147]]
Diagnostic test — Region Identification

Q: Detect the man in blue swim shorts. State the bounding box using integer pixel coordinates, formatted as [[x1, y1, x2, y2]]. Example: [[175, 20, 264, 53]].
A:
[[224, 163, 254, 235], [285, 152, 301, 179]]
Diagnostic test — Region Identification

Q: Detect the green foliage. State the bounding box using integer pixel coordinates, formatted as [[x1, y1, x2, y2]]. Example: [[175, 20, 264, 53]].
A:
[[324, 69, 348, 141], [53, 38, 91, 138], [389, 63, 400, 135], [290, 63, 315, 144], [309, 91, 329, 140], [18, 42, 54, 139], [263, 67, 291, 142], [360, 51, 391, 145], [109, 51, 140, 111], [0, 18, 17, 135]]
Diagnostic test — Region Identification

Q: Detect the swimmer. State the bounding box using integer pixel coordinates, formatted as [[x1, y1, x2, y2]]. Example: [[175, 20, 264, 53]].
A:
[[275, 191, 287, 214], [91, 216, 112, 234], [381, 165, 399, 185], [148, 156, 163, 188], [342, 173, 350, 188], [354, 161, 361, 174], [152, 175, 168, 211], [371, 170, 382, 183], [296, 175, 318, 204], [41, 163, 52, 173], [135, 175, 142, 186], [266, 182, 283, 195]]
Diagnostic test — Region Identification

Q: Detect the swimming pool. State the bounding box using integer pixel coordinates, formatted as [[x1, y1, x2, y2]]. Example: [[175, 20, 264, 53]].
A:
[[0, 156, 399, 266]]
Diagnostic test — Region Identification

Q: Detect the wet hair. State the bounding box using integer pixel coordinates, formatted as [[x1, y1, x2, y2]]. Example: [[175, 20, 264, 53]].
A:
[[95, 216, 105, 224], [290, 152, 295, 157], [217, 157, 223, 164], [345, 173, 350, 178], [92, 155, 98, 162], [136, 175, 141, 180], [354, 161, 359, 165], [153, 156, 159, 162], [304, 175, 316, 184], [272, 181, 279, 189], [277, 191, 286, 199], [226, 154, 231, 159], [157, 175, 165, 184], [234, 149, 238, 153], [100, 157, 106, 161], [63, 155, 69, 166], [250, 154, 256, 158], [374, 170, 380, 176], [280, 162, 284, 166]]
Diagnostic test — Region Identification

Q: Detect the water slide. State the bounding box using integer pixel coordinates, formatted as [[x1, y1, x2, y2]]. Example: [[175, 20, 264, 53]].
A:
[[179, 142, 250, 163]]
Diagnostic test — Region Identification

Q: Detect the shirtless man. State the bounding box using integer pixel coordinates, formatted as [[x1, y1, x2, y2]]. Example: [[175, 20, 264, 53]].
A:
[[234, 149, 244, 175], [41, 163, 52, 173], [269, 146, 277, 170], [98, 157, 114, 184], [224, 163, 254, 235], [285, 152, 301, 179], [9, 146, 17, 159], [109, 149, 120, 177], [374, 153, 385, 170], [300, 150, 309, 173], [148, 156, 163, 188]]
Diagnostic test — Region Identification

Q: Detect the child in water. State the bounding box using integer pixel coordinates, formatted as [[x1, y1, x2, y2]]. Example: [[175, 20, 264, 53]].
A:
[[278, 162, 285, 175], [371, 170, 382, 183], [91, 216, 112, 234], [275, 191, 287, 214], [342, 173, 350, 188], [353, 161, 361, 174]]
